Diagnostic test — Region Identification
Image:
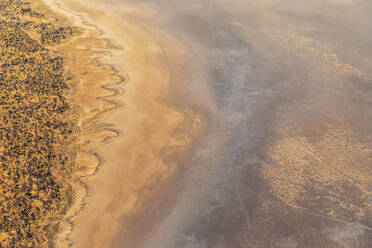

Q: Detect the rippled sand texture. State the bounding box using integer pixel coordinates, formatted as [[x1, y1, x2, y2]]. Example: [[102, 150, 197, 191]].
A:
[[262, 120, 372, 218]]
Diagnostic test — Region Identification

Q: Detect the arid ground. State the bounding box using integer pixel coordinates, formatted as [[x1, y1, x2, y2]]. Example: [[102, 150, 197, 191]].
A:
[[1, 0, 371, 247], [59, 0, 371, 247]]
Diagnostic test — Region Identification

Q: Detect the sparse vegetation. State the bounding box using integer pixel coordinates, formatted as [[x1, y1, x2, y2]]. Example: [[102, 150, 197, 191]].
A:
[[0, 0, 77, 247]]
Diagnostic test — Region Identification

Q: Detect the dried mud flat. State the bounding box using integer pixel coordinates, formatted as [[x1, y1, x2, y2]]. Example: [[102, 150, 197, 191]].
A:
[[63, 1, 371, 248], [1, 0, 372, 248]]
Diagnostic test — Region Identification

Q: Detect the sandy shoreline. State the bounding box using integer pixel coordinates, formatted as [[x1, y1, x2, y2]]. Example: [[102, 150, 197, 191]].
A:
[[41, 0, 201, 247]]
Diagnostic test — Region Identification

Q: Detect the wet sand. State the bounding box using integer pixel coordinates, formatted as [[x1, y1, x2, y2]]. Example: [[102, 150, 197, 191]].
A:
[[48, 0, 372, 247]]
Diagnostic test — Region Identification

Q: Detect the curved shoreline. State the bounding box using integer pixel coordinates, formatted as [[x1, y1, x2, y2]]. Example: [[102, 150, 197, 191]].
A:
[[39, 1, 129, 246], [41, 0, 202, 247]]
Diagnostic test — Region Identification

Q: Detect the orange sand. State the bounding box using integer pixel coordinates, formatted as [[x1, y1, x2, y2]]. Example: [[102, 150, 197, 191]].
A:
[[43, 0, 200, 247]]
